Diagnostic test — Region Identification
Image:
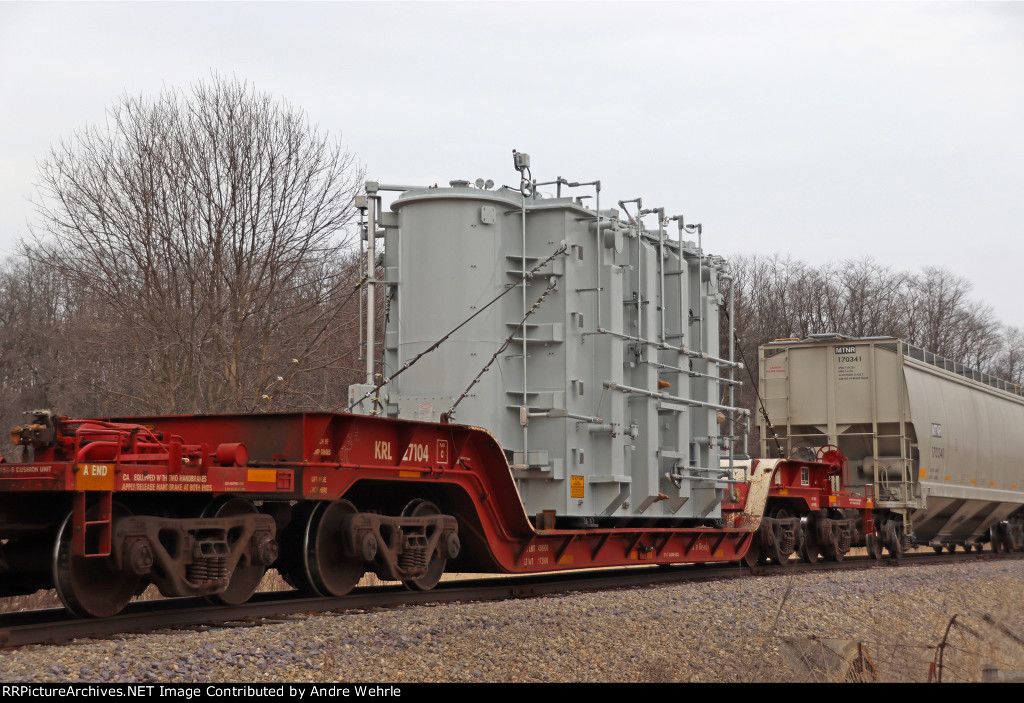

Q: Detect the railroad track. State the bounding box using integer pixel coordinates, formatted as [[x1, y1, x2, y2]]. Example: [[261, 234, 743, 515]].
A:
[[3, 550, 1020, 648]]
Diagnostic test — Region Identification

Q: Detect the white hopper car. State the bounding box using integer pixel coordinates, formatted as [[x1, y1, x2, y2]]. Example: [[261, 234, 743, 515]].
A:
[[759, 335, 1024, 556]]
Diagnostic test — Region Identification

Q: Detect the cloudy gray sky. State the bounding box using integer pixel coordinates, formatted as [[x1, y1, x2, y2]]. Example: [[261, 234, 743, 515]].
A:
[[2, 2, 1022, 325]]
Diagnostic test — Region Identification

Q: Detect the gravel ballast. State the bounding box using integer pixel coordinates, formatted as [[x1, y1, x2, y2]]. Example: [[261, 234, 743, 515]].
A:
[[2, 560, 1023, 683]]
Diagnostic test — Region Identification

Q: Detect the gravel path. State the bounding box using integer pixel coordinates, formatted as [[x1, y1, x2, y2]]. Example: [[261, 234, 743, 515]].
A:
[[2, 560, 1023, 683]]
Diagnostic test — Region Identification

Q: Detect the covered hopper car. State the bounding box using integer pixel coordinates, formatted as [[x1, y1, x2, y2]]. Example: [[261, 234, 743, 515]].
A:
[[759, 335, 1024, 557]]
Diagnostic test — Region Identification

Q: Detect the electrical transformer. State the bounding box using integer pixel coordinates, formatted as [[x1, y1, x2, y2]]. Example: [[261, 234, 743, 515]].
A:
[[350, 154, 744, 525]]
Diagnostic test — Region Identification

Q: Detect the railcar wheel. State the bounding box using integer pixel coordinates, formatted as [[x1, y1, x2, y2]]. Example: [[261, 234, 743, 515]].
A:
[[946, 545, 958, 554], [766, 508, 794, 566], [53, 504, 140, 618], [203, 497, 267, 605], [303, 500, 365, 597], [990, 525, 1006, 554], [1010, 533, 1023, 553], [741, 540, 760, 569], [825, 541, 846, 562], [866, 534, 883, 560], [799, 516, 820, 564], [401, 499, 448, 591], [932, 546, 944, 554], [798, 541, 819, 564], [1012, 522, 1024, 552], [886, 533, 904, 559]]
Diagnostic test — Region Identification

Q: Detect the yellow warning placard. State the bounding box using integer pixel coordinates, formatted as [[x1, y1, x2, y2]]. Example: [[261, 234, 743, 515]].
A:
[[570, 474, 585, 498]]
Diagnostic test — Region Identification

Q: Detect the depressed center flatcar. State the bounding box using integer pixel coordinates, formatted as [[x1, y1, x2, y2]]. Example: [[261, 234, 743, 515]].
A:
[[0, 408, 867, 617]]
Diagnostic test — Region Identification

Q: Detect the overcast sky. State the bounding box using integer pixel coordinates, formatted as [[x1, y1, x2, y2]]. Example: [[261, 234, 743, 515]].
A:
[[2, 1, 1022, 327]]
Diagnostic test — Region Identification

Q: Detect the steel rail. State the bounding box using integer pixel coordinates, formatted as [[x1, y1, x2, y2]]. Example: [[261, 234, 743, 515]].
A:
[[1, 550, 1020, 648]]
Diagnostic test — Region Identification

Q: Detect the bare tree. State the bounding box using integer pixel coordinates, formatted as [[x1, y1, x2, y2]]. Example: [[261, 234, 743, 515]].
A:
[[23, 76, 365, 414], [835, 258, 910, 339], [905, 266, 1001, 366], [989, 327, 1024, 386]]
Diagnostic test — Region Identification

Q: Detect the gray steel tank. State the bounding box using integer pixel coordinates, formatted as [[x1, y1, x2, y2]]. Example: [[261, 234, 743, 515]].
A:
[[349, 155, 746, 526], [759, 335, 1024, 549]]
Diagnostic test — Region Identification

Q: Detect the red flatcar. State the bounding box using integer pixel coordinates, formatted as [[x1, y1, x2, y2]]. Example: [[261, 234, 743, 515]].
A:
[[0, 409, 869, 617]]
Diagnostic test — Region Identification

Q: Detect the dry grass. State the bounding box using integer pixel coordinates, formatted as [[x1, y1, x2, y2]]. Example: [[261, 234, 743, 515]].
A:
[[744, 576, 1024, 683]]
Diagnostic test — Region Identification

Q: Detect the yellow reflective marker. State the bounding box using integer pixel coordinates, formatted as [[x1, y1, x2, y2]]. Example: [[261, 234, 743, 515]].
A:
[[247, 469, 276, 483]]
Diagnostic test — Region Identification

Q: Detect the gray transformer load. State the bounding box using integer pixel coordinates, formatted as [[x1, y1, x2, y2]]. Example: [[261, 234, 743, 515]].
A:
[[759, 336, 1024, 549], [349, 155, 745, 525]]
